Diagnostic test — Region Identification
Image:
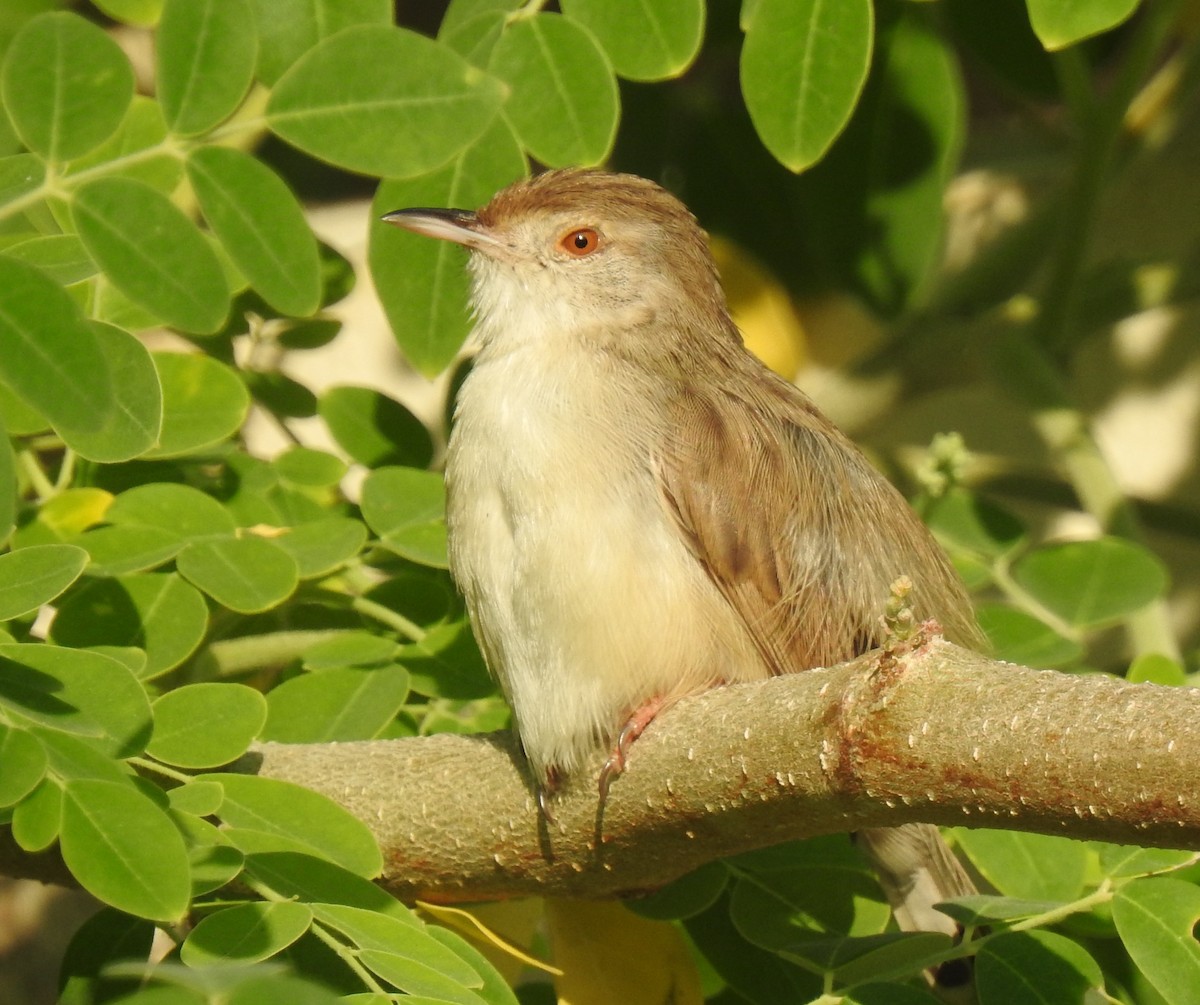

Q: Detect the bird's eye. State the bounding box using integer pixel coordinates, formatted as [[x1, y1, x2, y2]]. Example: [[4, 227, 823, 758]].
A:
[[557, 227, 601, 258]]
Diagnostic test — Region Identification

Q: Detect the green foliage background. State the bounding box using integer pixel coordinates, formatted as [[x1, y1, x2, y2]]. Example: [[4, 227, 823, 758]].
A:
[[0, 0, 1197, 1002]]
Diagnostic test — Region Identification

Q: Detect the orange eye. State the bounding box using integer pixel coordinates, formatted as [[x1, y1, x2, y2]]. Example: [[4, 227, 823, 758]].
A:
[[558, 227, 601, 257]]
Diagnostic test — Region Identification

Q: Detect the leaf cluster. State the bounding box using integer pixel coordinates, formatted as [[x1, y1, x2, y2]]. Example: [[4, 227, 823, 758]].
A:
[[0, 0, 1196, 1003]]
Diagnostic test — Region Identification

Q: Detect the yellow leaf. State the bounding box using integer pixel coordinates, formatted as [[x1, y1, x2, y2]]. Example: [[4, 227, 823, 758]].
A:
[[418, 898, 560, 982], [547, 899, 703, 1005], [711, 236, 808, 379]]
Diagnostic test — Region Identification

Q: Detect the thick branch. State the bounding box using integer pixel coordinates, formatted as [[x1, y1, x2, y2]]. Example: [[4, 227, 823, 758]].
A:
[[2, 638, 1196, 901], [248, 637, 1199, 900]]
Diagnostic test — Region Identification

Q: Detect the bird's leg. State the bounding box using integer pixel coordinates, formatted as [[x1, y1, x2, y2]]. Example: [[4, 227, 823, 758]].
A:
[[537, 765, 563, 825], [598, 696, 666, 801]]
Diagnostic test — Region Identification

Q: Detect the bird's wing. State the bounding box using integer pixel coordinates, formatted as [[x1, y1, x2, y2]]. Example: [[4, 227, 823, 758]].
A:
[[656, 374, 980, 676]]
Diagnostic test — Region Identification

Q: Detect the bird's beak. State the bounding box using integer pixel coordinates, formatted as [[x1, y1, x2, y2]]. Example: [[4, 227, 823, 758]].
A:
[[381, 208, 504, 252]]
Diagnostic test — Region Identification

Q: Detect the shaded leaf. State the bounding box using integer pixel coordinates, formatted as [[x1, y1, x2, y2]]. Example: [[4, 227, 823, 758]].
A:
[[955, 829, 1087, 901], [0, 543, 88, 620], [0, 724, 47, 807], [1112, 878, 1200, 1005], [149, 352, 251, 457], [740, 0, 872, 171], [182, 902, 313, 966], [976, 930, 1104, 1005], [360, 467, 448, 569], [318, 385, 433, 468], [250, 0, 393, 86], [1026, 0, 1140, 50]]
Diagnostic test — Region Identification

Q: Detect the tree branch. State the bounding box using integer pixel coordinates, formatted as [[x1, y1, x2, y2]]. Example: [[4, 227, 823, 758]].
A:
[[3, 636, 1196, 902], [248, 635, 1200, 901]]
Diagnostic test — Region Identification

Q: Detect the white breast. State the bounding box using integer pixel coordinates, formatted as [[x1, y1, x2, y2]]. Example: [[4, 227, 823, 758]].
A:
[[445, 344, 761, 780]]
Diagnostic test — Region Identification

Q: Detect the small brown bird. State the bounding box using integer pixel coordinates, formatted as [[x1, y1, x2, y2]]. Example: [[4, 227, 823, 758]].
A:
[[384, 169, 981, 945]]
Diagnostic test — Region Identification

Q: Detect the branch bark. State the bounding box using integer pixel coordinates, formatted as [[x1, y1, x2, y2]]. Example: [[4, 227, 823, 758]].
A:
[[249, 635, 1200, 901], [3, 636, 1197, 901]]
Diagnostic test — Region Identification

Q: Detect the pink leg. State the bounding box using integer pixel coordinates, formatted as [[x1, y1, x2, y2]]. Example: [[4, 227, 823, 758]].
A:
[[598, 696, 666, 801]]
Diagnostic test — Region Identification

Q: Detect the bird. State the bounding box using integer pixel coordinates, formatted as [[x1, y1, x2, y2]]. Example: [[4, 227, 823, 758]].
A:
[[383, 168, 983, 956]]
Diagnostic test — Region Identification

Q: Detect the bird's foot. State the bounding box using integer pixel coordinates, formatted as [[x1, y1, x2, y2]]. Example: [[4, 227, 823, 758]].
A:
[[598, 696, 665, 801]]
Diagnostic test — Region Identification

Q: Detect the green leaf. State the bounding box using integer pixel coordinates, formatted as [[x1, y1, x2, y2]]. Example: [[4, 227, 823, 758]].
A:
[[0, 255, 116, 449], [0, 414, 13, 546], [1012, 537, 1168, 629], [187, 146, 322, 317], [1127, 653, 1188, 686], [73, 177, 231, 335], [202, 774, 383, 878], [157, 0, 257, 136], [169, 780, 226, 816], [936, 895, 1068, 927], [106, 483, 236, 539], [50, 573, 209, 678], [64, 96, 181, 193], [1113, 878, 1200, 1005], [302, 632, 398, 670], [176, 537, 298, 613], [272, 518, 368, 579], [148, 684, 268, 768], [370, 120, 526, 375], [559, 0, 704, 81], [976, 930, 1104, 1005], [1026, 0, 1140, 50], [626, 861, 729, 920], [313, 904, 482, 988], [926, 489, 1025, 558], [274, 447, 347, 488], [91, 0, 163, 27], [488, 13, 619, 167], [0, 154, 45, 205], [357, 950, 488, 1004], [0, 543, 88, 619], [0, 11, 134, 161], [975, 604, 1083, 668], [782, 932, 951, 986], [845, 984, 941, 1005], [266, 24, 507, 178], [262, 665, 409, 742], [181, 902, 313, 966], [0, 723, 47, 806], [61, 778, 192, 921], [740, 0, 873, 172], [4, 234, 96, 285], [63, 322, 163, 462], [58, 907, 156, 1005], [1097, 843, 1197, 880], [11, 778, 63, 851], [954, 829, 1087, 901], [399, 619, 494, 700], [0, 643, 152, 757], [428, 926, 521, 1005], [244, 851, 411, 918], [250, 0, 393, 86], [150, 352, 251, 457], [360, 467, 448, 568], [318, 385, 433, 468], [78, 525, 185, 577]]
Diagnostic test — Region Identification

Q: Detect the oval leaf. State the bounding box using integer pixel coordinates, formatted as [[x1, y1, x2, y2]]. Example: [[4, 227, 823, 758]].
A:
[[488, 13, 619, 167], [317, 386, 433, 468], [266, 24, 506, 178], [740, 0, 873, 171], [0, 543, 88, 620], [976, 930, 1103, 1005], [250, 0, 393, 86], [50, 573, 209, 678], [1026, 0, 1140, 50], [360, 467, 448, 568], [61, 778, 191, 922], [150, 352, 251, 457], [1012, 537, 1168, 629], [73, 177, 231, 334], [202, 773, 383, 878], [149, 684, 268, 768], [1, 11, 134, 161], [187, 146, 321, 317], [182, 901, 313, 966], [954, 829, 1087, 902], [0, 724, 48, 807], [0, 644, 152, 757], [176, 537, 298, 613], [157, 0, 257, 136], [106, 483, 236, 539], [370, 119, 526, 375], [272, 518, 368, 579], [1113, 878, 1200, 1005], [262, 665, 409, 743], [559, 0, 704, 81]]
